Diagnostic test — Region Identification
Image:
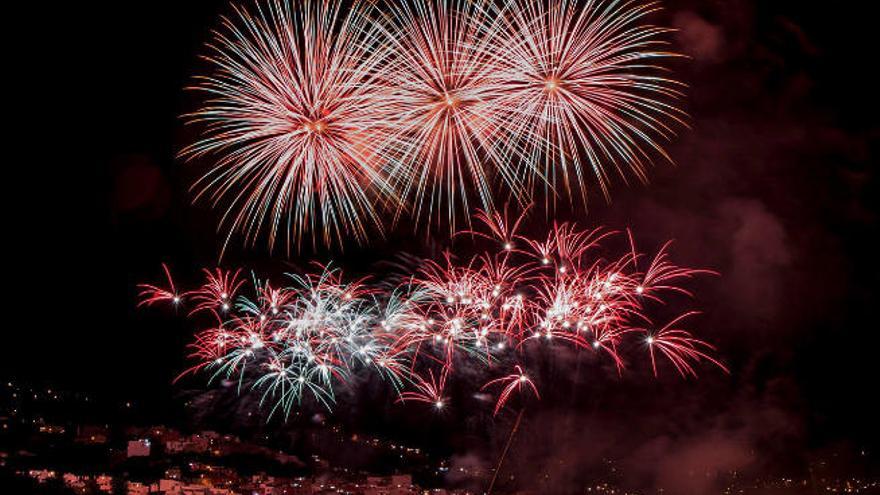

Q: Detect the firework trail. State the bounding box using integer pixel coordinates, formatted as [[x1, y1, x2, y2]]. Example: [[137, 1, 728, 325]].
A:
[[487, 406, 525, 495], [141, 211, 726, 418], [184, 0, 684, 249]]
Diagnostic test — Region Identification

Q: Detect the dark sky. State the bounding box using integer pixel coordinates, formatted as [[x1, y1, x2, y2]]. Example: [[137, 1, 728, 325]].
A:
[[6, 1, 878, 493]]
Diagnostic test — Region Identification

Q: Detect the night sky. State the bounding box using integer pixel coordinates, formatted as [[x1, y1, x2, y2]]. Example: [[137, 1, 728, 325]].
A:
[[6, 1, 878, 493]]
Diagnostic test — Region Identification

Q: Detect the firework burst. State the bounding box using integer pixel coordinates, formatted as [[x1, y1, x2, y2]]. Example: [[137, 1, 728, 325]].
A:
[[490, 0, 686, 204], [142, 211, 725, 418], [182, 0, 397, 251], [372, 0, 534, 229]]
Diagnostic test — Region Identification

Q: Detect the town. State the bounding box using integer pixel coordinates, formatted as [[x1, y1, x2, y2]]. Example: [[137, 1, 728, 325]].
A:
[[2, 382, 878, 494]]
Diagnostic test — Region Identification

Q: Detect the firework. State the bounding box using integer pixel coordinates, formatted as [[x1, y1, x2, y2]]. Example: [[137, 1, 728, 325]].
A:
[[481, 365, 540, 416], [644, 311, 729, 378], [142, 211, 725, 418], [397, 368, 449, 410], [491, 0, 686, 205], [182, 0, 397, 251], [186, 268, 245, 316], [173, 265, 388, 414], [184, 0, 684, 248], [372, 0, 533, 228], [137, 263, 182, 307]]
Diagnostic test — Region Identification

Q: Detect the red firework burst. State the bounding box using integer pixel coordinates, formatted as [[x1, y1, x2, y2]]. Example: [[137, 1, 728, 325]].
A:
[[183, 0, 398, 251], [491, 0, 686, 204]]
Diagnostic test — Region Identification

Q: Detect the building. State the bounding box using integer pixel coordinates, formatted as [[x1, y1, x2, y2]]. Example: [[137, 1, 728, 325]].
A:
[[28, 469, 57, 483], [75, 424, 109, 444], [127, 439, 151, 457], [157, 478, 184, 494], [95, 475, 114, 492], [127, 481, 150, 495], [365, 474, 415, 495]]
